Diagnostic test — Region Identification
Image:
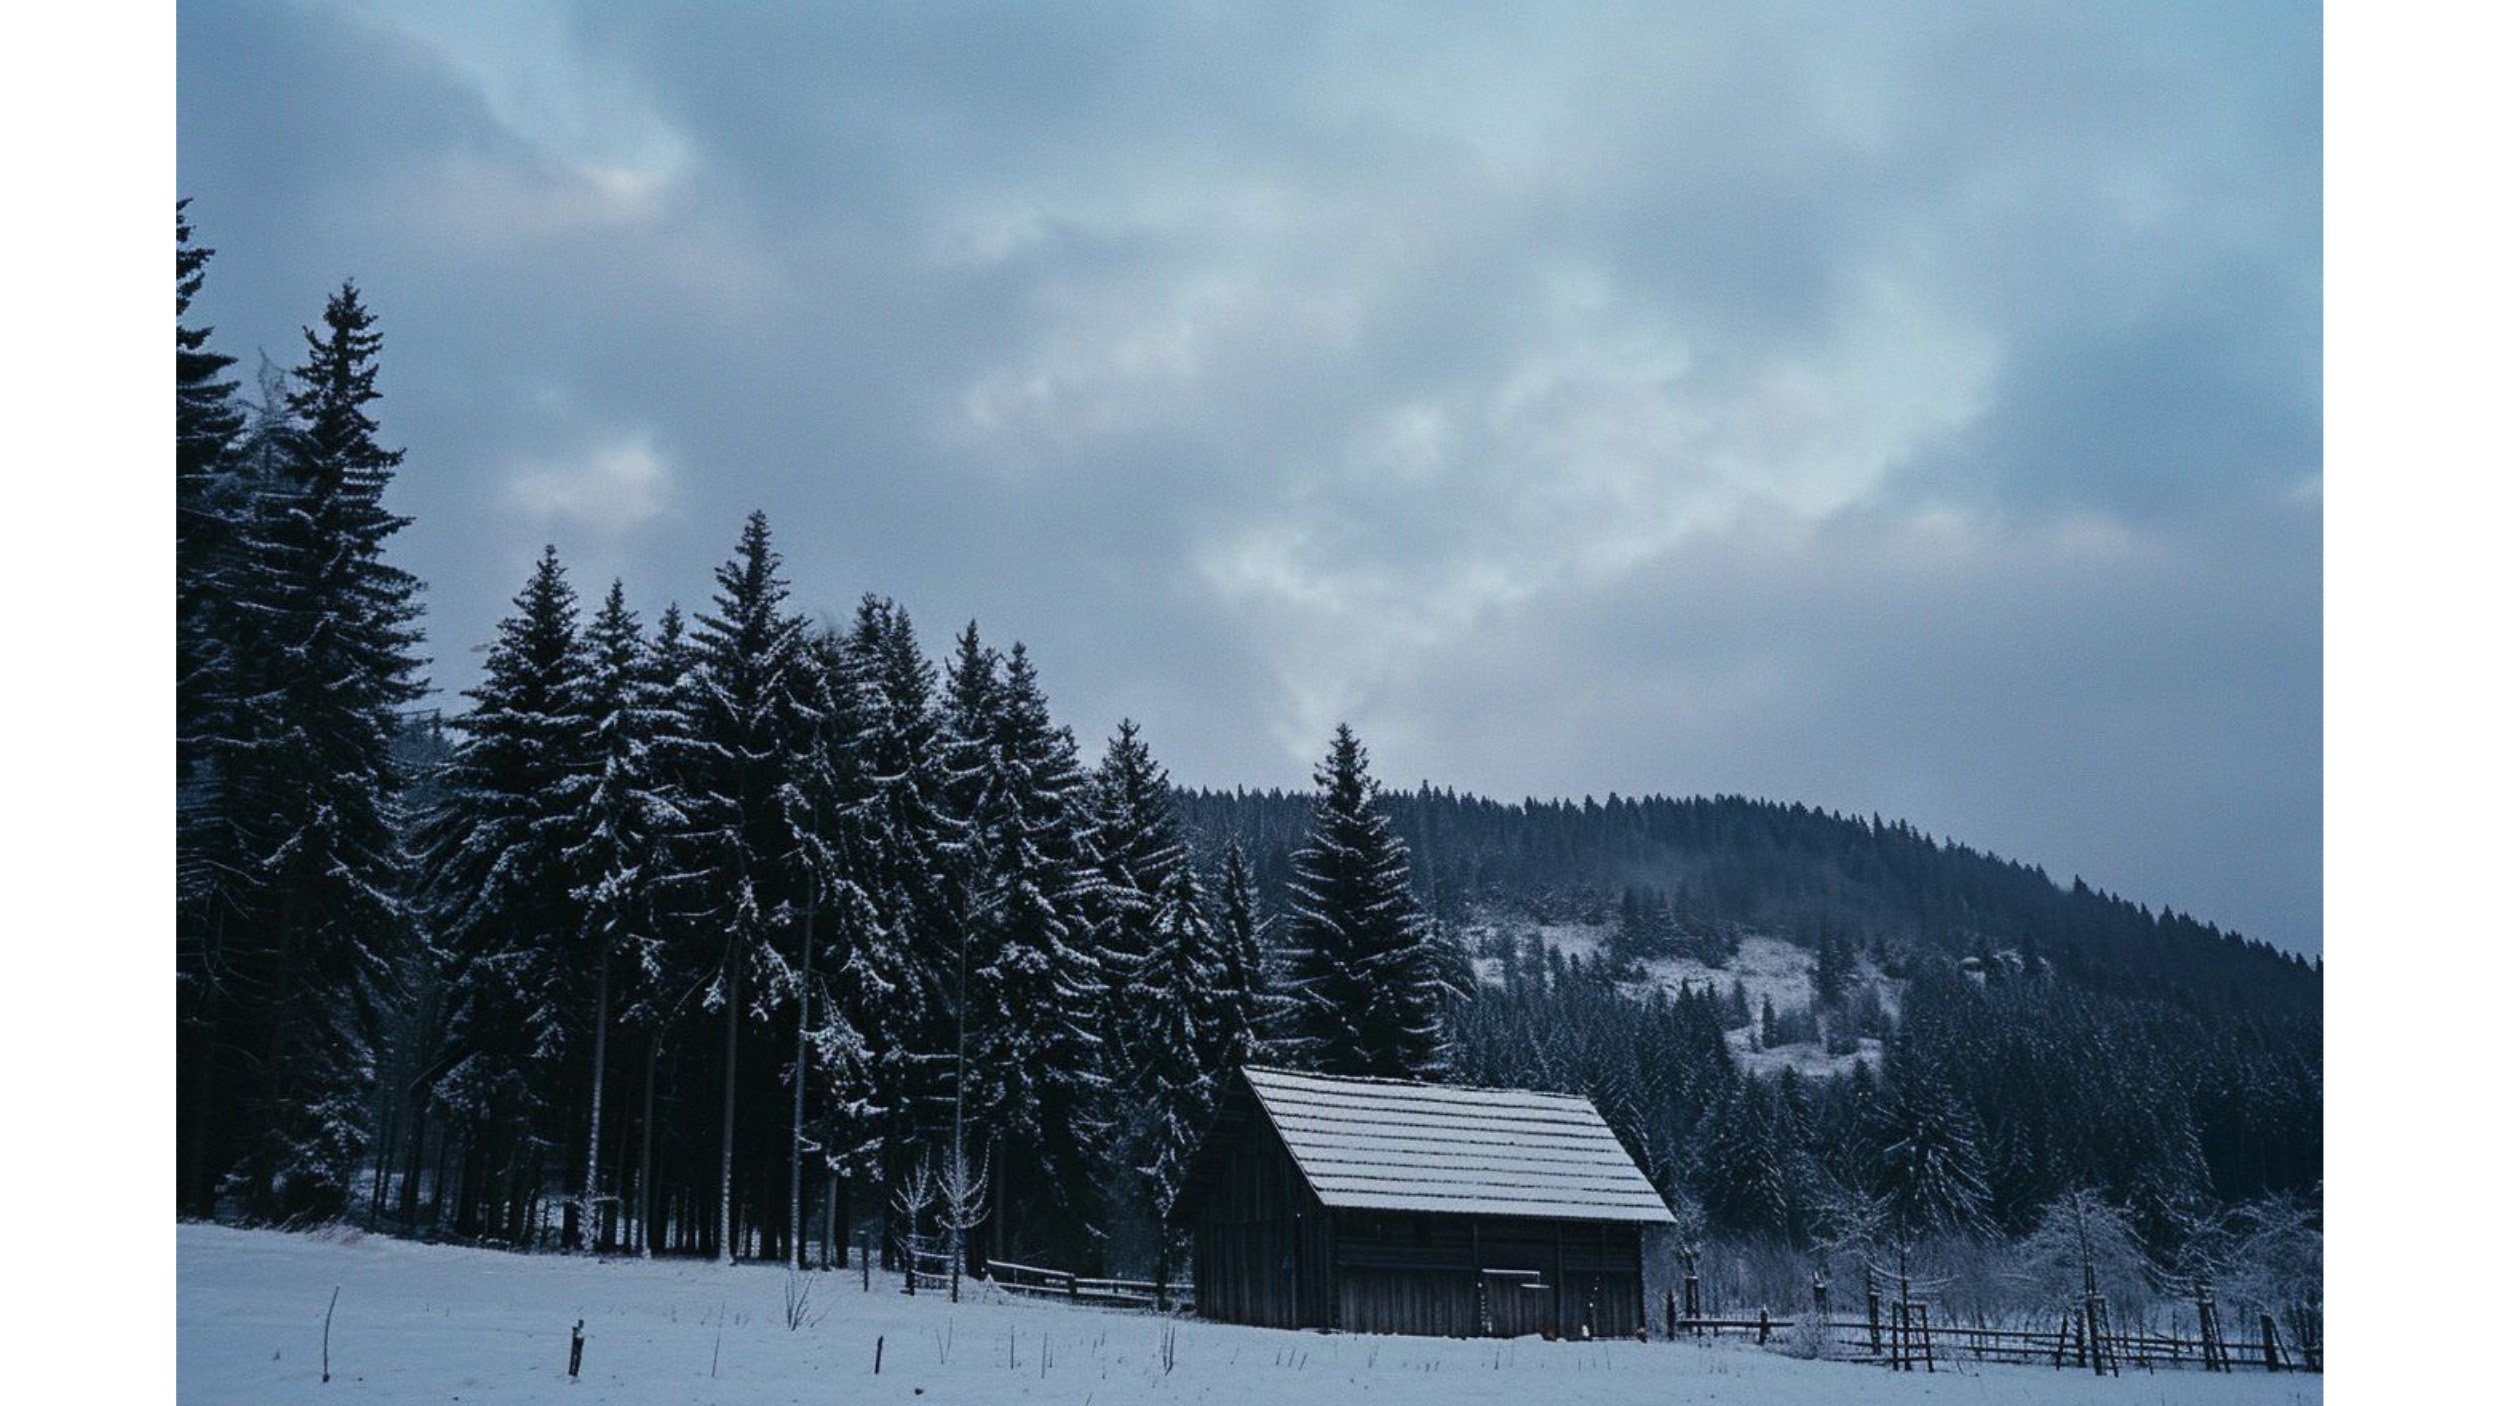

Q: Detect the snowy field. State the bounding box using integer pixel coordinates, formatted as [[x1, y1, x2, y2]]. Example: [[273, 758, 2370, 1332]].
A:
[[178, 1224, 2322, 1405]]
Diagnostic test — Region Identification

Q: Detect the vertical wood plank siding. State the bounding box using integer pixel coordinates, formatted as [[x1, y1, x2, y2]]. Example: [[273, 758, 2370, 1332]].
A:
[[1195, 1190, 1649, 1336], [1181, 1070, 1666, 1339]]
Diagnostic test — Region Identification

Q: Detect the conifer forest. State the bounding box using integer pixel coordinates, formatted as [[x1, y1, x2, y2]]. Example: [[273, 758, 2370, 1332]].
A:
[[174, 205, 2321, 1333]]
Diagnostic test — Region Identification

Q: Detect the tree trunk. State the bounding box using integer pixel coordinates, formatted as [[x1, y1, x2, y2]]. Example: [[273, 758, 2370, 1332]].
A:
[[397, 1090, 428, 1230], [789, 893, 814, 1268], [717, 960, 740, 1263], [366, 1083, 393, 1230], [636, 1029, 658, 1257], [582, 944, 612, 1252]]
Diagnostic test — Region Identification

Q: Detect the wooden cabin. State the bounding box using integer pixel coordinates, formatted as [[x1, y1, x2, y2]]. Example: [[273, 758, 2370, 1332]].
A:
[[1173, 1066, 1675, 1338]]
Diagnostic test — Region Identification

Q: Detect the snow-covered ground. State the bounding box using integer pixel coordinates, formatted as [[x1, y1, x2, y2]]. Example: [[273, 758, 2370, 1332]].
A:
[[178, 1224, 2322, 1405]]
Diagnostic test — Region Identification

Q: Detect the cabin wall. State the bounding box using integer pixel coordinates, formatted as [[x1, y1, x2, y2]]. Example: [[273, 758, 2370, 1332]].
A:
[[1189, 1116, 1332, 1329], [1331, 1211, 1648, 1339]]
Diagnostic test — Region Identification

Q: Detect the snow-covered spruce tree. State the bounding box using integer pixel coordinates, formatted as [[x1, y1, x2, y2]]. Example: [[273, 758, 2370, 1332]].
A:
[[1280, 725, 1452, 1079], [791, 619, 897, 1264], [1872, 1036, 1996, 1243], [419, 546, 592, 1240], [775, 608, 879, 1269], [174, 200, 247, 791], [843, 596, 960, 1248], [683, 512, 824, 1260], [1084, 719, 1187, 1083], [939, 623, 1004, 825], [1208, 840, 1280, 1075], [1695, 1074, 1819, 1240], [1130, 858, 1227, 1290], [216, 283, 428, 1221], [620, 602, 706, 1253], [552, 580, 689, 1249], [174, 202, 254, 1217], [949, 641, 1105, 1262]]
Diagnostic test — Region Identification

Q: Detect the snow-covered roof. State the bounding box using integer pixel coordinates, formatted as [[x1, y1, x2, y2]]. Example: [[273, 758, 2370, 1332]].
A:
[[1240, 1067, 1674, 1225]]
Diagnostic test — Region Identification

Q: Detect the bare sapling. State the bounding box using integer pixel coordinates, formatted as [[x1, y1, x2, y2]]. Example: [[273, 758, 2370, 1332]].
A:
[[322, 1285, 340, 1384], [936, 1144, 991, 1304], [892, 1156, 939, 1296], [784, 1264, 819, 1331]]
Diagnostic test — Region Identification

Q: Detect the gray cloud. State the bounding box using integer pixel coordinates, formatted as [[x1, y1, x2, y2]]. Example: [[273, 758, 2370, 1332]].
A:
[[178, 0, 2320, 951]]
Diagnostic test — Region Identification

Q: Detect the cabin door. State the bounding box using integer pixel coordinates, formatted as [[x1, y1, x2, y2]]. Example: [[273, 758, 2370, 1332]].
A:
[[1479, 1270, 1548, 1338]]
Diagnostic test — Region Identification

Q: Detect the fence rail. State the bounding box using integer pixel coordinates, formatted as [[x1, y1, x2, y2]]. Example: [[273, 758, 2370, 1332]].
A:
[[1662, 1301, 2319, 1374], [986, 1258, 1192, 1313]]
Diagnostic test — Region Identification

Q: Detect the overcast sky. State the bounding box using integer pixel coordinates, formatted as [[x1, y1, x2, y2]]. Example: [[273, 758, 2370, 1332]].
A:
[[175, 0, 2321, 954]]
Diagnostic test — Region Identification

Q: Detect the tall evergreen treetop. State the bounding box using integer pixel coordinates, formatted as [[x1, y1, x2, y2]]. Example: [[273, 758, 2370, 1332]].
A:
[[1209, 839, 1280, 1075], [428, 547, 591, 954], [1132, 859, 1224, 1226], [1281, 725, 1452, 1079], [1088, 718, 1184, 1078], [685, 510, 824, 1010], [563, 580, 689, 984], [423, 547, 593, 1141], [175, 203, 245, 705]]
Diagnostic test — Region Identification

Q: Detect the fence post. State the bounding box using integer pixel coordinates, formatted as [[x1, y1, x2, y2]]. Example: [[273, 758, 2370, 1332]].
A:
[[1680, 1243, 1700, 1321], [1757, 1307, 1771, 1346], [2196, 1280, 2225, 1372], [2260, 1313, 2281, 1372]]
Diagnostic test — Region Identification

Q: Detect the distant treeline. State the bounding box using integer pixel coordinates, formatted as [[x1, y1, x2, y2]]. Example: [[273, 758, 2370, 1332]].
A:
[[1176, 786, 2319, 1020]]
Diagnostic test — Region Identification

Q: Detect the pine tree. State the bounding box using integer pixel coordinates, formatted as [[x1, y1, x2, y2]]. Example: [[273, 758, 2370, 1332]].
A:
[[683, 512, 823, 1260], [1208, 840, 1278, 1075], [1873, 1042, 1996, 1241], [843, 595, 959, 1244], [175, 201, 253, 1216], [1812, 930, 1850, 1008], [622, 602, 706, 1253], [1086, 720, 1187, 1082], [953, 643, 1104, 1260], [1130, 859, 1225, 1289], [1280, 726, 1451, 1078], [1699, 1076, 1797, 1236], [174, 200, 247, 788], [222, 282, 428, 1220], [781, 614, 873, 1269], [420, 547, 592, 1238], [555, 579, 689, 1248]]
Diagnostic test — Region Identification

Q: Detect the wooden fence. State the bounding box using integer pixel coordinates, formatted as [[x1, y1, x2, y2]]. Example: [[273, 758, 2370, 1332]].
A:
[[986, 1258, 1194, 1314], [1659, 1300, 2319, 1374]]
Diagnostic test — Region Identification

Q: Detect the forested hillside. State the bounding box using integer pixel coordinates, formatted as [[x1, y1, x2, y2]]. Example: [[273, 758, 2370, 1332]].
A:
[[1182, 786, 2321, 1309], [1177, 786, 2318, 1018]]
